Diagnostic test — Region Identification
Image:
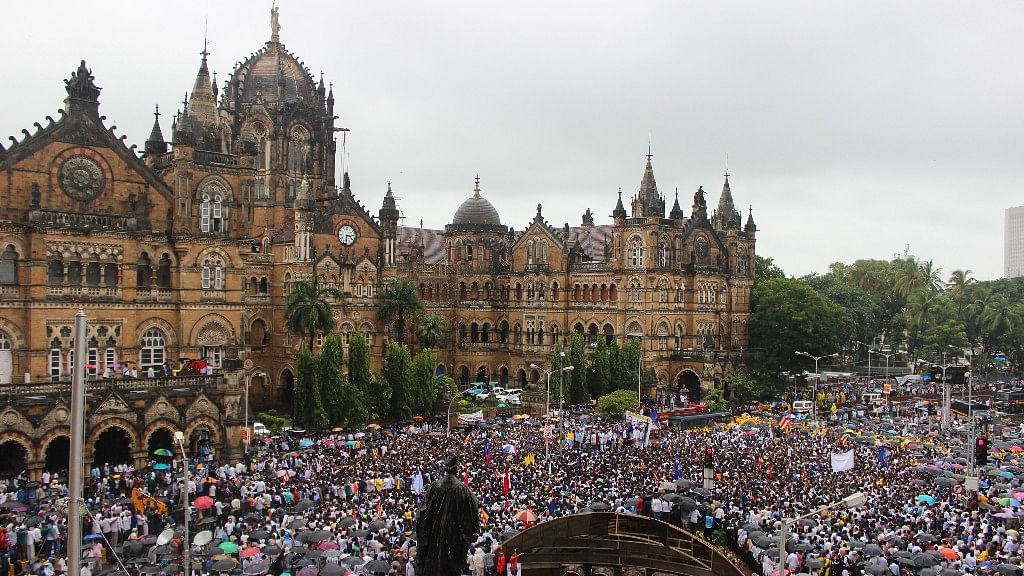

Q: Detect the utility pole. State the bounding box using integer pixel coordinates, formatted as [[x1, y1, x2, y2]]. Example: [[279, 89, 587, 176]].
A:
[[68, 309, 88, 576], [941, 351, 951, 430]]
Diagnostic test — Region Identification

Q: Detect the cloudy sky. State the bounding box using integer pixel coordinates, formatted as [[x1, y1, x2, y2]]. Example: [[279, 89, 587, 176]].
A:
[[3, 1, 1021, 280]]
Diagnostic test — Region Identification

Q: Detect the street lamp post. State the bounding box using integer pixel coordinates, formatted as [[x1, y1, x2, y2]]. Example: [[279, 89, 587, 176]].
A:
[[530, 363, 574, 472], [174, 431, 190, 576], [795, 351, 838, 423], [243, 370, 266, 455], [776, 492, 867, 573]]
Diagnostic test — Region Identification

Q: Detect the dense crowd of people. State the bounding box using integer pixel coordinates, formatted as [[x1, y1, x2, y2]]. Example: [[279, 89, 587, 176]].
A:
[[2, 397, 1024, 576]]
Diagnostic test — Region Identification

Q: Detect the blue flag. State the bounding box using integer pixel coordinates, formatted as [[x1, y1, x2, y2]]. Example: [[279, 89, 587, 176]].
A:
[[673, 460, 681, 480], [877, 447, 887, 464]]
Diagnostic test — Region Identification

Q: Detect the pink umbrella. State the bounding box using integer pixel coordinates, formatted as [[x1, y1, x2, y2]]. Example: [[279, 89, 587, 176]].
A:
[[194, 496, 215, 511], [239, 547, 261, 559], [318, 540, 340, 550]]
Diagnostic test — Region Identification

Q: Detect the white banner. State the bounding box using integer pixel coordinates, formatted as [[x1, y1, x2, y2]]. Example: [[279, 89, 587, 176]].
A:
[[458, 411, 484, 424], [831, 449, 855, 473]]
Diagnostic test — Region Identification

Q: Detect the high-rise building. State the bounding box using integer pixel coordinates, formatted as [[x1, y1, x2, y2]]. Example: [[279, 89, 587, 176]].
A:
[[1005, 206, 1024, 278]]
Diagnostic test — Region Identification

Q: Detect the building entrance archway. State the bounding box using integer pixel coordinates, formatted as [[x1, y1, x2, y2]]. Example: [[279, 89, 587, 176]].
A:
[[498, 366, 509, 386], [280, 368, 295, 410], [0, 441, 27, 476], [44, 436, 70, 473], [476, 366, 488, 383], [147, 428, 174, 457], [459, 366, 470, 386], [677, 370, 702, 402], [93, 427, 132, 467]]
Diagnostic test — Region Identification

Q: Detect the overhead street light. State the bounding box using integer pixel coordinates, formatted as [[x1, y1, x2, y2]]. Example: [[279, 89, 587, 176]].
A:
[[794, 351, 838, 423], [530, 363, 574, 472]]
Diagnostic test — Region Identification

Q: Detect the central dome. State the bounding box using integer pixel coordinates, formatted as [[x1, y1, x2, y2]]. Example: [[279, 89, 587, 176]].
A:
[[451, 178, 502, 228], [230, 43, 318, 107]]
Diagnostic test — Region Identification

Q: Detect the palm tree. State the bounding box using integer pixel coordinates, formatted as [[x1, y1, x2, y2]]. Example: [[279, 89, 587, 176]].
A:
[[919, 259, 943, 292], [946, 269, 975, 319], [377, 279, 423, 344], [415, 314, 448, 349], [285, 270, 347, 350]]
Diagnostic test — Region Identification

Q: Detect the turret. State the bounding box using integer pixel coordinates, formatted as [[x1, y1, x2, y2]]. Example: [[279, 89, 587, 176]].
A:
[[612, 188, 626, 223], [631, 153, 665, 219], [326, 83, 335, 115], [713, 173, 740, 230], [744, 206, 757, 234], [379, 182, 399, 266], [669, 188, 684, 222], [144, 105, 167, 158], [691, 186, 708, 221]]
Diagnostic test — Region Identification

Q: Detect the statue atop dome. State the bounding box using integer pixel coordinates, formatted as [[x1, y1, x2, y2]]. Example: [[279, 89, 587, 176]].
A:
[[270, 3, 281, 43]]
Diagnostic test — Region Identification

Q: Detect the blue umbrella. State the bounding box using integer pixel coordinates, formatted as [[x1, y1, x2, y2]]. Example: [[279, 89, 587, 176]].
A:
[[916, 494, 936, 505], [152, 463, 169, 470], [299, 438, 314, 449]]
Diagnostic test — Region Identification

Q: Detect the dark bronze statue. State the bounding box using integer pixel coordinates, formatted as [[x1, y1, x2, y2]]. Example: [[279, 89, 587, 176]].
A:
[[415, 454, 480, 576]]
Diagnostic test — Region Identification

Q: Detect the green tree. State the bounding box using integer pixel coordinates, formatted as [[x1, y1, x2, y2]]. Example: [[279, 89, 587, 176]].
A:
[[318, 333, 346, 426], [411, 348, 439, 413], [415, 314, 448, 349], [567, 332, 589, 404], [756, 256, 786, 282], [596, 389, 639, 420], [285, 271, 346, 350], [547, 342, 568, 409], [348, 332, 381, 419], [612, 338, 641, 392], [749, 277, 848, 379], [946, 269, 976, 319], [255, 410, 290, 432], [383, 342, 414, 420], [726, 370, 778, 400], [703, 386, 729, 412], [586, 337, 613, 398], [377, 279, 423, 344], [294, 347, 327, 429]]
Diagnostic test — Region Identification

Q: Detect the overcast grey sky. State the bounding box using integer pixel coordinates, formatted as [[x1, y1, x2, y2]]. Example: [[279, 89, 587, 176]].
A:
[[4, 1, 1021, 280]]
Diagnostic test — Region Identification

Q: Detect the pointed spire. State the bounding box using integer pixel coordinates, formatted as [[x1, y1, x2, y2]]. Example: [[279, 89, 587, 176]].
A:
[[715, 172, 738, 229], [317, 72, 326, 97], [326, 83, 335, 114], [669, 187, 684, 220], [745, 205, 756, 233], [145, 105, 167, 156], [187, 42, 217, 125], [612, 187, 626, 220], [380, 180, 399, 221], [634, 151, 664, 218], [473, 175, 481, 198]]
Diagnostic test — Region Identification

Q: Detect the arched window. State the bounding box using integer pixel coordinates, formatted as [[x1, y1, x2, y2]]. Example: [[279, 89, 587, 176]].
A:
[[459, 282, 467, 300], [85, 260, 100, 286], [481, 323, 490, 343], [200, 194, 211, 232], [537, 321, 545, 345], [603, 323, 615, 345], [470, 323, 479, 344], [0, 245, 18, 285], [676, 282, 684, 305], [539, 242, 548, 263], [658, 279, 670, 303], [515, 283, 522, 301], [140, 328, 166, 372], [156, 254, 172, 288], [259, 277, 268, 294], [67, 256, 82, 286], [48, 258, 64, 286], [288, 125, 310, 173], [212, 194, 223, 232], [628, 237, 644, 268], [657, 321, 670, 350], [657, 239, 670, 268], [527, 241, 535, 265], [466, 245, 473, 262], [104, 263, 118, 287], [628, 278, 643, 304], [499, 321, 509, 344], [458, 323, 468, 343], [609, 284, 618, 301], [201, 257, 225, 290], [513, 323, 522, 345]]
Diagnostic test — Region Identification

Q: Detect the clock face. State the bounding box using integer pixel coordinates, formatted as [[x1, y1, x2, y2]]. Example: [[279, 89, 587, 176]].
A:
[[338, 224, 357, 246]]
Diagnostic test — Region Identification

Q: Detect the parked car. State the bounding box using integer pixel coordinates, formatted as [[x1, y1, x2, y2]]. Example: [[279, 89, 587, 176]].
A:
[[464, 384, 490, 399], [476, 386, 507, 402]]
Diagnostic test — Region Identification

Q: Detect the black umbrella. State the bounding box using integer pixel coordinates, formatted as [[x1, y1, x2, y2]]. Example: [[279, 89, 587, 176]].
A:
[[793, 543, 812, 553], [690, 487, 711, 498], [914, 555, 939, 568], [590, 502, 610, 512], [304, 550, 323, 560], [678, 497, 699, 511], [916, 533, 937, 543], [805, 559, 825, 570], [199, 517, 218, 526], [244, 561, 270, 576], [742, 523, 762, 532], [212, 559, 238, 572], [798, 518, 817, 528], [139, 567, 162, 574], [23, 517, 42, 527], [311, 529, 333, 541], [351, 530, 370, 539], [919, 568, 939, 576], [296, 531, 315, 543], [499, 530, 518, 542], [863, 544, 884, 557], [249, 530, 270, 541], [263, 546, 282, 556], [363, 560, 390, 574], [367, 520, 386, 532], [321, 565, 345, 576], [996, 565, 1020, 576], [898, 558, 917, 567], [939, 569, 962, 576], [342, 557, 363, 567], [293, 500, 315, 512], [763, 548, 781, 559], [289, 518, 306, 530], [338, 518, 357, 529], [864, 565, 888, 576]]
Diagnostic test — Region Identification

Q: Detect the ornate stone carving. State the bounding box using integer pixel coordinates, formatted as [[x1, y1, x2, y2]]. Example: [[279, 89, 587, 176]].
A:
[[58, 155, 105, 201], [144, 398, 181, 426], [0, 409, 33, 435], [95, 393, 131, 414]]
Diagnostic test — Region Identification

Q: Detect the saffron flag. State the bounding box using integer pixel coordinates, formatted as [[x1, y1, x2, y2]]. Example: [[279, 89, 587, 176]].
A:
[[831, 449, 855, 472], [502, 468, 511, 496], [376, 498, 383, 519]]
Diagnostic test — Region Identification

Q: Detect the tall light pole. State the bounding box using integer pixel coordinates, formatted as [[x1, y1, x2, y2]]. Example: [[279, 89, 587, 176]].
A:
[[68, 309, 88, 576], [174, 431, 190, 575], [795, 351, 837, 423], [530, 363, 574, 471], [244, 369, 266, 455]]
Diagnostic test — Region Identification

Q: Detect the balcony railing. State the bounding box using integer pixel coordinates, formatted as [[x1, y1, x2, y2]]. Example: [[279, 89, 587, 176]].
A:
[[0, 285, 19, 299], [47, 285, 121, 300], [570, 261, 612, 272], [30, 210, 134, 230], [194, 150, 239, 167], [0, 374, 224, 398]]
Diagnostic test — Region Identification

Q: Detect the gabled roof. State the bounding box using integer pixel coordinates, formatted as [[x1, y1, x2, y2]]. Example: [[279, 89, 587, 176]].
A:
[[0, 61, 173, 200]]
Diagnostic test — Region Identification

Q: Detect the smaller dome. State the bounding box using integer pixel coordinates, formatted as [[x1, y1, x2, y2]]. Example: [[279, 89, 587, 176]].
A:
[[451, 177, 502, 229]]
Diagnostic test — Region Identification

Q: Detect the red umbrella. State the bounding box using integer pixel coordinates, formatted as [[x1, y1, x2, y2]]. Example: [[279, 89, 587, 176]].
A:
[[239, 547, 261, 559], [317, 540, 339, 550], [194, 496, 215, 511], [514, 509, 537, 523]]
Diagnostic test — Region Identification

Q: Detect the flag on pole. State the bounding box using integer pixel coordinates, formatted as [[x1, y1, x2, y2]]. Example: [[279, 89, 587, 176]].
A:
[[502, 468, 511, 496], [831, 449, 855, 472], [673, 460, 681, 481], [463, 468, 469, 485], [376, 498, 383, 519]]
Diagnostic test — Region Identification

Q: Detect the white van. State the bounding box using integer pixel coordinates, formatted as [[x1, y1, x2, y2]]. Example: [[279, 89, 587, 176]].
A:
[[792, 400, 813, 413], [862, 392, 883, 406], [252, 422, 269, 437]]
